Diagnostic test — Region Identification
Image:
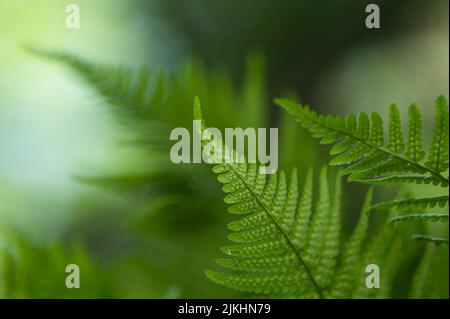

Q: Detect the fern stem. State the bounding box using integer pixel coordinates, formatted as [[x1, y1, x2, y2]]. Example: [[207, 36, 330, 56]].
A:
[[227, 164, 326, 299]]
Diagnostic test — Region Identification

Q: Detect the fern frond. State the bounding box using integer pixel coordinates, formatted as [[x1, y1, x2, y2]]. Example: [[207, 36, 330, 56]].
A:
[[31, 49, 270, 211], [196, 98, 396, 298], [205, 161, 325, 297], [387, 104, 405, 154], [370, 196, 449, 211], [425, 96, 450, 173], [276, 96, 449, 244], [291, 169, 313, 249], [406, 104, 425, 162], [275, 96, 449, 187], [73, 174, 194, 204], [331, 188, 371, 298], [348, 174, 446, 186], [316, 174, 341, 288], [28, 48, 164, 114], [412, 235, 449, 245], [196, 100, 337, 297], [390, 213, 449, 224]]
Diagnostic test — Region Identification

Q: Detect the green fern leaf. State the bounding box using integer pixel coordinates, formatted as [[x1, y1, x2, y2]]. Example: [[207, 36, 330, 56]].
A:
[[425, 96, 449, 173], [275, 96, 449, 186], [412, 235, 449, 245], [387, 104, 405, 153], [315, 174, 341, 288], [331, 188, 371, 298], [195, 98, 397, 298], [349, 174, 446, 187], [205, 163, 325, 297], [370, 196, 449, 211], [406, 104, 425, 162], [291, 169, 313, 249], [276, 96, 449, 244], [390, 213, 449, 224]]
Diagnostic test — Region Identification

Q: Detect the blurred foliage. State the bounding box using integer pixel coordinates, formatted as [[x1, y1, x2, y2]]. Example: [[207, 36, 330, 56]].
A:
[[0, 229, 112, 298], [1, 47, 318, 298], [147, 0, 439, 106]]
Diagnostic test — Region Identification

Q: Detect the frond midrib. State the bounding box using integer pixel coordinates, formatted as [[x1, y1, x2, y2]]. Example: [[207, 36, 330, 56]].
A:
[[226, 163, 325, 298]]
